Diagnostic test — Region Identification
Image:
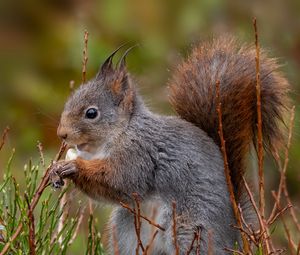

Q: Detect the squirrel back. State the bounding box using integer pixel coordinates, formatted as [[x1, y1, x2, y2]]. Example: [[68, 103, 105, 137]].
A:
[[168, 37, 289, 199]]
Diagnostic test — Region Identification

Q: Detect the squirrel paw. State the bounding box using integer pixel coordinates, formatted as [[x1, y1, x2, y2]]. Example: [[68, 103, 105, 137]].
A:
[[49, 160, 78, 189]]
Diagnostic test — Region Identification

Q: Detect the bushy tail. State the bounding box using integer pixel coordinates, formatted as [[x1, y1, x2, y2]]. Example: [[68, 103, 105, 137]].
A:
[[168, 37, 290, 200]]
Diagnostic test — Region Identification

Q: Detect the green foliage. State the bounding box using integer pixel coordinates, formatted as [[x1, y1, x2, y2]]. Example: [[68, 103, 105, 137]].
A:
[[0, 150, 105, 254]]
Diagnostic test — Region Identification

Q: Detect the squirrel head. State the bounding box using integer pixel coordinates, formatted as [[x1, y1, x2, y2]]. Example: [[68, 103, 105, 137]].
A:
[[57, 48, 136, 153]]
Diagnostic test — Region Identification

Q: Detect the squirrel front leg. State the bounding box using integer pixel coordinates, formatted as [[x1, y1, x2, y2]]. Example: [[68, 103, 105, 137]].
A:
[[50, 157, 124, 202]]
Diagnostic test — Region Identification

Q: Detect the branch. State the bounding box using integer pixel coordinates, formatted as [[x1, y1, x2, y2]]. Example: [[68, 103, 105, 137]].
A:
[[185, 227, 201, 255], [253, 17, 265, 219], [269, 106, 295, 223], [82, 30, 89, 84], [271, 191, 297, 254], [215, 80, 250, 253], [0, 126, 10, 151], [142, 230, 158, 255], [132, 193, 145, 253], [119, 202, 165, 231], [243, 177, 271, 253]]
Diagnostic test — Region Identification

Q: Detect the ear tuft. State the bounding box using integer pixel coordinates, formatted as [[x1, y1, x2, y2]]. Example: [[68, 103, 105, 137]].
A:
[[117, 44, 140, 71], [96, 43, 128, 79]]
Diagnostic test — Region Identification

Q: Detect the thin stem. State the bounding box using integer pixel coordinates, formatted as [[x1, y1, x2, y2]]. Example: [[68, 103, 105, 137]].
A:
[[0, 126, 10, 151], [253, 17, 265, 219], [215, 80, 250, 253]]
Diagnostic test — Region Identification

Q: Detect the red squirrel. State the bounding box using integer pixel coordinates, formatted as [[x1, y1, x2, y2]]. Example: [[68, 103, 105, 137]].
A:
[[50, 37, 289, 254]]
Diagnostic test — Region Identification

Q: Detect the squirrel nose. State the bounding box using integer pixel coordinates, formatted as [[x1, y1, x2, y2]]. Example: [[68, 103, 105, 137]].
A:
[[59, 133, 68, 140], [57, 125, 68, 140]]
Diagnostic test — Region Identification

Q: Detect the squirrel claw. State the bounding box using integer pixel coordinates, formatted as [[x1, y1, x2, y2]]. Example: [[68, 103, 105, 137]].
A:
[[52, 177, 65, 189], [49, 169, 65, 189], [49, 160, 78, 188]]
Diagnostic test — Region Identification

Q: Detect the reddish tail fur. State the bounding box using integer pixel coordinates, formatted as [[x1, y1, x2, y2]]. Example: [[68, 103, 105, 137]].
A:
[[168, 37, 290, 200]]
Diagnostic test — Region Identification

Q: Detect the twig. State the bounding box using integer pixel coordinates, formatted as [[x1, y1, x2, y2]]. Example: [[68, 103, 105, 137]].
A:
[[119, 202, 165, 231], [243, 177, 271, 253], [185, 232, 197, 255], [82, 30, 89, 83], [149, 205, 158, 242], [0, 143, 67, 255], [142, 230, 159, 255], [280, 112, 300, 234], [253, 17, 265, 220], [238, 205, 256, 243], [271, 191, 296, 254], [132, 193, 145, 253], [232, 225, 257, 246], [224, 247, 244, 255], [0, 126, 10, 151], [267, 203, 292, 226], [68, 206, 86, 245], [37, 141, 45, 167], [25, 193, 36, 255], [185, 227, 201, 255], [172, 201, 179, 255], [269, 106, 295, 223], [283, 181, 300, 233], [215, 80, 250, 253]]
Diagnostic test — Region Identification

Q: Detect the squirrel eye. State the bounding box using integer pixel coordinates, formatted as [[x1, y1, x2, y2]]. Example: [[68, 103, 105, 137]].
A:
[[85, 108, 98, 119]]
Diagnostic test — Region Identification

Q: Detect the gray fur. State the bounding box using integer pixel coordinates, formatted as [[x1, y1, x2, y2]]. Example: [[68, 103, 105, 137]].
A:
[[104, 102, 238, 254]]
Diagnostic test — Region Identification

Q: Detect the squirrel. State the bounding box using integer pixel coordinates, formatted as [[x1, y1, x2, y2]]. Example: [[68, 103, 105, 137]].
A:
[[50, 36, 289, 254]]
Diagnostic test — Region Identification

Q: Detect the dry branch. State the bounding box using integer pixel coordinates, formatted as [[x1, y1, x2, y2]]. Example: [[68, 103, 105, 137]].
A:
[[82, 30, 89, 83], [132, 193, 145, 253], [215, 80, 250, 253], [119, 202, 165, 231], [269, 106, 296, 223], [0, 126, 10, 151], [143, 230, 159, 255], [243, 177, 271, 253], [185, 227, 201, 255], [271, 191, 297, 254], [253, 17, 265, 219]]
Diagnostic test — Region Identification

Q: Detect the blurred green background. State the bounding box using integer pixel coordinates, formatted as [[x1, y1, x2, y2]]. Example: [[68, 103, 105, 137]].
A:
[[0, 0, 299, 253]]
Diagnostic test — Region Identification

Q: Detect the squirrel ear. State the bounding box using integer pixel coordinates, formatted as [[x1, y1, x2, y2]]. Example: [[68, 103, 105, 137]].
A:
[[96, 43, 128, 79], [111, 72, 135, 113]]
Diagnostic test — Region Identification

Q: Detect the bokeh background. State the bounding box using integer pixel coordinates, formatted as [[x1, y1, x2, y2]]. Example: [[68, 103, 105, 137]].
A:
[[0, 0, 299, 253]]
